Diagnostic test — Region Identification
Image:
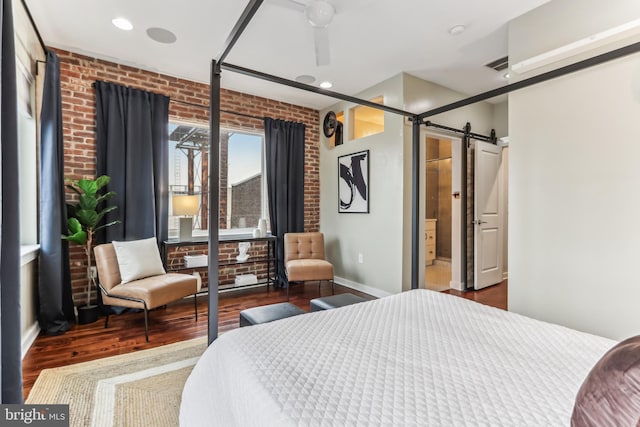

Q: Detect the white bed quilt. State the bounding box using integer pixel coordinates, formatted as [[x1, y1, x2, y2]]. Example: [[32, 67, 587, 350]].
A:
[[180, 290, 615, 426]]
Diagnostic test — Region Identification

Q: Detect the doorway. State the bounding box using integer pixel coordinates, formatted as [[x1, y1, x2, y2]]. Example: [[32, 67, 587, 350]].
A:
[[425, 136, 453, 291]]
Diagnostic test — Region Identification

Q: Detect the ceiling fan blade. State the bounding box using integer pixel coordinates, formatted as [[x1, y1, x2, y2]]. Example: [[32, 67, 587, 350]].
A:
[[314, 27, 330, 66], [269, 0, 306, 13]]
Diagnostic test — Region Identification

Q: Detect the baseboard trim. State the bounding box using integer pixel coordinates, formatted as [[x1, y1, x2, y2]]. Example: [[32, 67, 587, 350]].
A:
[[449, 280, 464, 291], [22, 322, 40, 360], [334, 276, 392, 299], [502, 271, 509, 280]]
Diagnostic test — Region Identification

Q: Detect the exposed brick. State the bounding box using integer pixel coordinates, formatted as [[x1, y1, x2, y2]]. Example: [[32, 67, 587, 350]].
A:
[[56, 48, 320, 305]]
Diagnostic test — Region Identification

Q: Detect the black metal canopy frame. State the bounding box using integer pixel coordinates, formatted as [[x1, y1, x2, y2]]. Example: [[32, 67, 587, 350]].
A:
[[204, 0, 640, 343]]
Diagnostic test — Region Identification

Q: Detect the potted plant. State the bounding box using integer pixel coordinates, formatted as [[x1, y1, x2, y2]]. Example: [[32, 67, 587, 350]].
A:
[[62, 175, 120, 324]]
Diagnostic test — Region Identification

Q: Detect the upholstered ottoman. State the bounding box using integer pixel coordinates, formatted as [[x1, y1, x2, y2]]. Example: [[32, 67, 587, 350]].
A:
[[239, 302, 306, 327], [310, 293, 367, 312]]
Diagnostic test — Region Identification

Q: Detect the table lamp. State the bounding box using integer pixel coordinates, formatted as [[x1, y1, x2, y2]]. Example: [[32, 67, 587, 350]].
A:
[[173, 194, 199, 241]]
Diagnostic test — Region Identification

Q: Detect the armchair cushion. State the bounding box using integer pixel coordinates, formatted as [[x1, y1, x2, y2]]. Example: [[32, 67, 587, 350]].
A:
[[286, 259, 333, 282], [112, 237, 166, 283], [105, 273, 197, 309]]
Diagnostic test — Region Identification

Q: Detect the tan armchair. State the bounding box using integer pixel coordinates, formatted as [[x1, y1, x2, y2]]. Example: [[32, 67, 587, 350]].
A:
[[284, 232, 334, 299], [94, 243, 198, 341]]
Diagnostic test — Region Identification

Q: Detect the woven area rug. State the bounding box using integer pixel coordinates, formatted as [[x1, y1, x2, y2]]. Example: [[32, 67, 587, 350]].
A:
[[26, 337, 208, 427]]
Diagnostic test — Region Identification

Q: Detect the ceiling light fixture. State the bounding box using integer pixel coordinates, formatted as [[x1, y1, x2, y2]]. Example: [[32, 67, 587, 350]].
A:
[[503, 72, 510, 79], [448, 25, 466, 36], [112, 17, 133, 31], [319, 81, 333, 89]]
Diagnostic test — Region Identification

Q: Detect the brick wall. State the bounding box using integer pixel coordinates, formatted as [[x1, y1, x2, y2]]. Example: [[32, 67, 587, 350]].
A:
[[56, 49, 320, 304], [165, 240, 272, 288], [230, 174, 262, 228]]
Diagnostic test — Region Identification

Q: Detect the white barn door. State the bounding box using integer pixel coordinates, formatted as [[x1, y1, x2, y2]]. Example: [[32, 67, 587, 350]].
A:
[[474, 141, 503, 289]]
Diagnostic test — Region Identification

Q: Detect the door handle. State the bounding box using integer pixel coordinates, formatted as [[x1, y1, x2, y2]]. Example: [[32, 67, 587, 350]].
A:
[[472, 220, 487, 225]]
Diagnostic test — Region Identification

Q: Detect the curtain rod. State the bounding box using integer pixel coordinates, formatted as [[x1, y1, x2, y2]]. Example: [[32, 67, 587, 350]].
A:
[[89, 82, 265, 122], [170, 98, 264, 121]]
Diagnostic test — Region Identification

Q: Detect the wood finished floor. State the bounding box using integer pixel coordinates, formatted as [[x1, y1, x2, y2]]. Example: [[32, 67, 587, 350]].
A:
[[22, 280, 507, 399]]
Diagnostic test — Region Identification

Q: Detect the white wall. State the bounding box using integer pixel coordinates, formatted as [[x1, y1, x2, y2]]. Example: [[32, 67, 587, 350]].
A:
[[320, 72, 501, 296], [508, 0, 640, 340], [320, 74, 405, 297], [492, 102, 508, 138]]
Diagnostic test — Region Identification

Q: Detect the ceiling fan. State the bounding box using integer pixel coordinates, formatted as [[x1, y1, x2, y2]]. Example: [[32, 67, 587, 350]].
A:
[[271, 0, 336, 66]]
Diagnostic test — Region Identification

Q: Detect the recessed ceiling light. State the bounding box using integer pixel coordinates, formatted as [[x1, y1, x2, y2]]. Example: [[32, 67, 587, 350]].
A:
[[448, 25, 466, 36], [146, 27, 177, 44], [319, 81, 333, 89], [112, 17, 133, 31], [503, 72, 510, 79], [295, 75, 316, 84]]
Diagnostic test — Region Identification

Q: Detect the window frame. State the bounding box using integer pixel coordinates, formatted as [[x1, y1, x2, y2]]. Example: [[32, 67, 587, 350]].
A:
[[168, 120, 269, 239]]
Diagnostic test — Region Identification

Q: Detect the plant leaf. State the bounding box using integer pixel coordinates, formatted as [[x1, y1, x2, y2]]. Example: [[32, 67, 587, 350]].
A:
[[95, 191, 116, 204], [62, 218, 87, 245], [66, 183, 81, 195], [94, 220, 121, 232], [78, 194, 97, 211], [95, 175, 110, 190], [76, 209, 98, 227], [95, 205, 117, 224], [76, 179, 98, 196]]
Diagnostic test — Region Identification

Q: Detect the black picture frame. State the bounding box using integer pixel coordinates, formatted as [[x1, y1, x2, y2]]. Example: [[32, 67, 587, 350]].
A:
[[338, 150, 369, 213]]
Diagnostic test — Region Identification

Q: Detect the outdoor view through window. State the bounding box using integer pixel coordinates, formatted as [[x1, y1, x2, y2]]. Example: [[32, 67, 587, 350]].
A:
[[168, 123, 267, 238]]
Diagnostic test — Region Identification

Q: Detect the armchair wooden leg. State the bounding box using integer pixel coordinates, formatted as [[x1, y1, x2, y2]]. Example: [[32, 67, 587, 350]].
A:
[[104, 313, 110, 328], [318, 280, 322, 296], [331, 280, 335, 295]]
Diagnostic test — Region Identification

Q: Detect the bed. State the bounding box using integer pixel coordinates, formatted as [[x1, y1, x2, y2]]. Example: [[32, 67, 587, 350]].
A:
[[180, 290, 615, 426]]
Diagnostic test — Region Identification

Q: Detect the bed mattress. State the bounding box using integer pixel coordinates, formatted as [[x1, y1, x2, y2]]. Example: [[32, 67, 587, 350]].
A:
[[180, 289, 614, 426]]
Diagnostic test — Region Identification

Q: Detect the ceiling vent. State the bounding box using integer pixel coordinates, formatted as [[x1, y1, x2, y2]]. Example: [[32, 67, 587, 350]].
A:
[[485, 56, 509, 72]]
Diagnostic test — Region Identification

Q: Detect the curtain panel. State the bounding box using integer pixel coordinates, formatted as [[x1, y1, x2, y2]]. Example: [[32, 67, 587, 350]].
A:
[[0, 0, 23, 403], [38, 50, 75, 335], [264, 118, 305, 286], [94, 81, 169, 244]]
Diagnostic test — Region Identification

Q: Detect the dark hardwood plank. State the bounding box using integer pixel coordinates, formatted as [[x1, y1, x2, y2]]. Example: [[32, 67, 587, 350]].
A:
[[22, 281, 507, 399], [443, 280, 508, 310]]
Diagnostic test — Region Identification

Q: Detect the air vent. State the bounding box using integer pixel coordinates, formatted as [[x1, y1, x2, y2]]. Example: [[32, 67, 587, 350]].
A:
[[485, 56, 509, 72]]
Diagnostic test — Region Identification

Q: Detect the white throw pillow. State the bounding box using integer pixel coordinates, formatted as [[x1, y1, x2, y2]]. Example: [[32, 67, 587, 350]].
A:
[[112, 237, 166, 283]]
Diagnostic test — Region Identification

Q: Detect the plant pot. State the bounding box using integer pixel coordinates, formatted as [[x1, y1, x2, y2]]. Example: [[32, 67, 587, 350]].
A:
[[77, 304, 100, 325]]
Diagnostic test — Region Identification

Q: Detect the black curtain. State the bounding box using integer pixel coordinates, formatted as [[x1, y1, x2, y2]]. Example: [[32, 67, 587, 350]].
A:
[[1, 0, 23, 403], [264, 118, 305, 286], [38, 51, 75, 335], [94, 81, 169, 243]]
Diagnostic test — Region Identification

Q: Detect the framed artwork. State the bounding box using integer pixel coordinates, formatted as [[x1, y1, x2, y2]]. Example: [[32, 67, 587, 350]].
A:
[[338, 150, 369, 213]]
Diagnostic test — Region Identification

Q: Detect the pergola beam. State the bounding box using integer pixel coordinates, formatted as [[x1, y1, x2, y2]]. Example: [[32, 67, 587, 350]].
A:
[[216, 0, 264, 65], [221, 62, 415, 117]]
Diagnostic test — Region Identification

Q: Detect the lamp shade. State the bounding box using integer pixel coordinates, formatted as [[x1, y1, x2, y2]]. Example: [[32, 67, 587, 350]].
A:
[[173, 195, 199, 216]]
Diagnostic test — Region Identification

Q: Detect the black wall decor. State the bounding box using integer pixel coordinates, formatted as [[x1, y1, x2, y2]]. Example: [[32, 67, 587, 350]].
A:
[[338, 150, 369, 213]]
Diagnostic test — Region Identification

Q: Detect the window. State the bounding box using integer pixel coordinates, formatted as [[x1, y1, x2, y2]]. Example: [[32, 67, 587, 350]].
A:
[[168, 123, 268, 237], [351, 96, 385, 139], [17, 59, 37, 245]]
